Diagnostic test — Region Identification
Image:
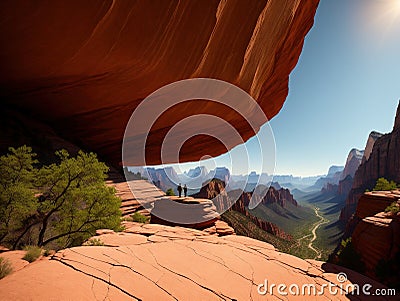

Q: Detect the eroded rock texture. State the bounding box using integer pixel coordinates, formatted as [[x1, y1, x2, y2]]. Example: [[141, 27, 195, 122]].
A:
[[0, 222, 390, 300], [348, 191, 400, 283], [340, 102, 400, 221], [0, 0, 319, 165]]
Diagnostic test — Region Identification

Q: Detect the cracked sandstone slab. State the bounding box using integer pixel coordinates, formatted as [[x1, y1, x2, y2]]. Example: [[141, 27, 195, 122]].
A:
[[0, 224, 391, 300]]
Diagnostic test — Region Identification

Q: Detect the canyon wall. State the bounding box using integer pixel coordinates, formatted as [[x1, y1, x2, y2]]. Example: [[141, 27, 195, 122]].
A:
[[0, 0, 319, 165], [193, 179, 294, 239], [346, 191, 400, 285], [340, 102, 400, 221]]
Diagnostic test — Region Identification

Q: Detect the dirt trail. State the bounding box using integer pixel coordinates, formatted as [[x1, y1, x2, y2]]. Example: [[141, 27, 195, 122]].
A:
[[308, 207, 329, 259]]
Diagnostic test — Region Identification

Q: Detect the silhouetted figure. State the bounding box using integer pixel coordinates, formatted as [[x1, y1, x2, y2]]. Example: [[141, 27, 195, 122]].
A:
[[177, 183, 182, 198], [183, 184, 188, 197]]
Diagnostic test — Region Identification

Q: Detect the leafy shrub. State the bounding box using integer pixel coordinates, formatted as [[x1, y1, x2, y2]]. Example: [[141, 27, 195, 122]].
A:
[[166, 188, 175, 196], [0, 146, 122, 250], [0, 257, 13, 279], [23, 246, 42, 263], [131, 212, 148, 223], [385, 201, 400, 215], [373, 178, 398, 191], [83, 238, 104, 246]]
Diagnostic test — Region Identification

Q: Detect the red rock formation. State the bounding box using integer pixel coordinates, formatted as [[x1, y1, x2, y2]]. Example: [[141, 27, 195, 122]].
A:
[[231, 194, 293, 240], [340, 148, 364, 180], [362, 131, 383, 164], [0, 0, 319, 165], [192, 178, 231, 212], [349, 191, 400, 282], [355, 192, 399, 219], [340, 101, 400, 221], [260, 187, 298, 207], [194, 179, 293, 239]]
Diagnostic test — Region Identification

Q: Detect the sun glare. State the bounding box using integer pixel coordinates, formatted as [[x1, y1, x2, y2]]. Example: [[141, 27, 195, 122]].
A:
[[357, 0, 400, 43]]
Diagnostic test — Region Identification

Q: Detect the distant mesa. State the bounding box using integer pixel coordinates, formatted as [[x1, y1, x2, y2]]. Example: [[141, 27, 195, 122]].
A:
[[311, 165, 344, 190], [340, 148, 364, 180], [328, 165, 344, 177], [185, 166, 208, 178]]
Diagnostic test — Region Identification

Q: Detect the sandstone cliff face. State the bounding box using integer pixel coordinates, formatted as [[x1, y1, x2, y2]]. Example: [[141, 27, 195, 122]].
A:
[[340, 148, 364, 180], [0, 0, 319, 165], [362, 131, 383, 164], [340, 102, 400, 221], [349, 191, 400, 284], [328, 148, 363, 197], [337, 175, 353, 196]]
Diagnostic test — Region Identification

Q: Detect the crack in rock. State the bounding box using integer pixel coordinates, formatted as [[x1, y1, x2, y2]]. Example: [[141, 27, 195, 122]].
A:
[[50, 256, 142, 300], [147, 248, 233, 300]]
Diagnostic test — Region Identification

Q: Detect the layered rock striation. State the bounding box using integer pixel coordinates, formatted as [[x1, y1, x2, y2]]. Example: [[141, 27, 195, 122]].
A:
[[0, 0, 320, 165], [343, 191, 400, 285], [340, 102, 400, 221]]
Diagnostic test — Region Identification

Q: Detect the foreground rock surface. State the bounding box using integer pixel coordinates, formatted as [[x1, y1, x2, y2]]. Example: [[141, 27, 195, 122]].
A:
[[0, 223, 390, 300]]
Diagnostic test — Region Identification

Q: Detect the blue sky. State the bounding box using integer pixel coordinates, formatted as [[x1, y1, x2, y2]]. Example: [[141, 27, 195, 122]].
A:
[[143, 0, 400, 177], [264, 0, 400, 176]]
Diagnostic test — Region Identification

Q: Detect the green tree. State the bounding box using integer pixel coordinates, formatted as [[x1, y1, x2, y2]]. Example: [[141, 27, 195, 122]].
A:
[[33, 150, 121, 247], [0, 146, 122, 249], [166, 188, 175, 196], [373, 178, 398, 191], [0, 146, 37, 243]]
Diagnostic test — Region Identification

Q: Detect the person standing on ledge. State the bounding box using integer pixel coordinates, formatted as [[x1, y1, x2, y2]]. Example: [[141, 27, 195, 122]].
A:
[[184, 184, 188, 198], [177, 183, 182, 198]]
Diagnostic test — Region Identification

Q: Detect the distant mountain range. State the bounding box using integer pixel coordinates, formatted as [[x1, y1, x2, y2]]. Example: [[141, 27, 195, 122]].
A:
[[128, 166, 325, 195]]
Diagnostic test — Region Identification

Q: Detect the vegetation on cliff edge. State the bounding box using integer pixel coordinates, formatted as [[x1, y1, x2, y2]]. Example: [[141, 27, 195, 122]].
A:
[[0, 146, 121, 250]]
